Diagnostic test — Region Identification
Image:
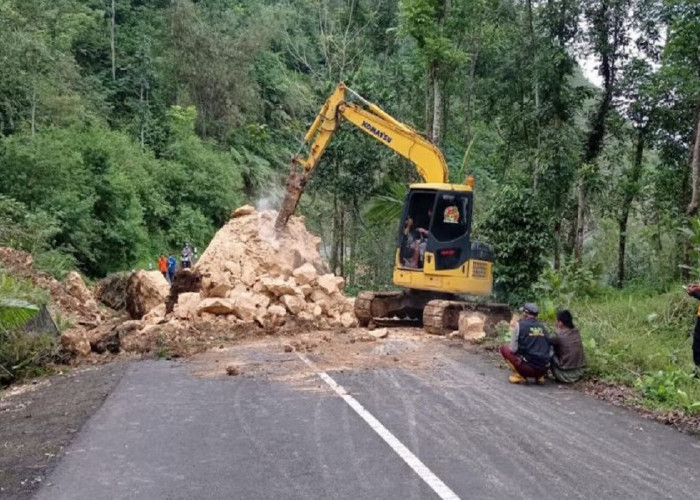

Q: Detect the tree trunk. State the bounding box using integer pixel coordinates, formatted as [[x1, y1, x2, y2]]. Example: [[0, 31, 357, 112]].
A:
[[330, 192, 339, 274], [616, 129, 645, 287], [574, 97, 613, 262], [553, 220, 562, 271], [339, 208, 345, 277], [686, 103, 700, 216], [574, 4, 616, 263], [432, 67, 442, 146], [465, 45, 478, 144], [424, 67, 433, 138], [617, 216, 628, 288], [110, 0, 116, 82], [139, 85, 145, 149], [526, 0, 540, 184], [30, 83, 36, 137], [574, 181, 585, 263], [681, 163, 691, 281]]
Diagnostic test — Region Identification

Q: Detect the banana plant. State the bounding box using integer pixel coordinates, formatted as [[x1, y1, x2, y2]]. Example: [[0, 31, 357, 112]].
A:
[[0, 299, 39, 331]]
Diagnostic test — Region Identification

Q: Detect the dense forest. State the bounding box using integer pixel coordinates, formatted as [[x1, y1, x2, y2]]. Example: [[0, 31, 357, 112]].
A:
[[0, 0, 699, 300]]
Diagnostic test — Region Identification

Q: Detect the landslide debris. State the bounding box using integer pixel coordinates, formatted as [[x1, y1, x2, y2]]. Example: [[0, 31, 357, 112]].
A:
[[87, 206, 358, 358], [186, 206, 356, 330]]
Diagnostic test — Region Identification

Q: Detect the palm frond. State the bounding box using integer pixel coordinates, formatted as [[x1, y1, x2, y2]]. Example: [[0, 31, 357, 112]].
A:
[[365, 182, 407, 224], [0, 299, 39, 331]]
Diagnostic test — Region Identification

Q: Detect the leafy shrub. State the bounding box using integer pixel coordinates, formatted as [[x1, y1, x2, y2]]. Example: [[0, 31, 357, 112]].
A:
[[534, 261, 603, 305], [635, 369, 700, 413], [34, 249, 78, 280], [481, 185, 552, 304]]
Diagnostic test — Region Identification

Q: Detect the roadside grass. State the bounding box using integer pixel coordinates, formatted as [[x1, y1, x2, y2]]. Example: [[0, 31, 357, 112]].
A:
[[570, 288, 700, 414]]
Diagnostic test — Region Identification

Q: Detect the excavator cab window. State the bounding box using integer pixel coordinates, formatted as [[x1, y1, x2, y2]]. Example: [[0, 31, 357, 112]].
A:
[[398, 191, 435, 269], [432, 193, 470, 242]]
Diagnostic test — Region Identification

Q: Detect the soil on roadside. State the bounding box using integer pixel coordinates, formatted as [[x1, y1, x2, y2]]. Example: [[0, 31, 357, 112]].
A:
[[0, 362, 128, 500]]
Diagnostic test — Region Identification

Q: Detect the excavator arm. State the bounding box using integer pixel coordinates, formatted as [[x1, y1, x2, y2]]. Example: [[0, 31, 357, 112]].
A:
[[275, 83, 449, 229]]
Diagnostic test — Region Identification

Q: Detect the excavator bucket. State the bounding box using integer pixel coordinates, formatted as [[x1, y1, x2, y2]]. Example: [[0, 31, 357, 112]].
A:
[[275, 162, 308, 230]]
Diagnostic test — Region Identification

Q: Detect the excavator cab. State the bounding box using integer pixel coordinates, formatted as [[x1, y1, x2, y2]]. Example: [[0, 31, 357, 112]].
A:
[[393, 184, 494, 296]]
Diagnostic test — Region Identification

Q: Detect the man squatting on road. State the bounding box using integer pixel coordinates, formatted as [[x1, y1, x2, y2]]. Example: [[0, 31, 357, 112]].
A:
[[500, 303, 551, 385]]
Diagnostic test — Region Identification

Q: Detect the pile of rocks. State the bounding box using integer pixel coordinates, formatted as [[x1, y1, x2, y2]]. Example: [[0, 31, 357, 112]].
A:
[[168, 206, 356, 330], [116, 206, 357, 353]]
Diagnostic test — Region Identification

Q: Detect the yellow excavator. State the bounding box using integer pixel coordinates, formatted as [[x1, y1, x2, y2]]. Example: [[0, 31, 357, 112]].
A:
[[275, 83, 510, 334]]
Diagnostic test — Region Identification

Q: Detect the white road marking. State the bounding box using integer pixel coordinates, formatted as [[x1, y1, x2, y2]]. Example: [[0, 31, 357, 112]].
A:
[[296, 353, 461, 500]]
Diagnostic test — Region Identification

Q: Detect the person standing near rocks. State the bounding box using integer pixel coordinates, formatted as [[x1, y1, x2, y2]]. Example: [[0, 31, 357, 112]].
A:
[[181, 243, 193, 269], [549, 310, 586, 383], [158, 254, 168, 281], [500, 303, 551, 385], [167, 254, 177, 283]]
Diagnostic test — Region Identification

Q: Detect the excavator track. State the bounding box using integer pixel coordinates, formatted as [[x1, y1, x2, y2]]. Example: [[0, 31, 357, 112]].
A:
[[354, 291, 414, 327], [354, 290, 511, 335], [423, 299, 512, 335]]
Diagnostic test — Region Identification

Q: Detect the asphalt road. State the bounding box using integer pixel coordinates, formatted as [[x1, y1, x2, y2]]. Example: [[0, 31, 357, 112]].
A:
[[33, 338, 700, 500]]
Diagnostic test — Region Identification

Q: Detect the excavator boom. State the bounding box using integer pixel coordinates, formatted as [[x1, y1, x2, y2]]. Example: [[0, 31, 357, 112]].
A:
[[275, 83, 448, 229]]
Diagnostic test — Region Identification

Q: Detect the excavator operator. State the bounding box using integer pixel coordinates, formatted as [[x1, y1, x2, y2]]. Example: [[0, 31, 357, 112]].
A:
[[401, 208, 432, 269]]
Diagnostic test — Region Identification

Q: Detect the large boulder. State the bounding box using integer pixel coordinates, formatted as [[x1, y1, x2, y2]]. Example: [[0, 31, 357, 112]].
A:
[[230, 294, 258, 322], [292, 263, 317, 286], [64, 271, 93, 304], [60, 329, 91, 357], [117, 320, 150, 353], [265, 304, 287, 328], [280, 294, 305, 315], [197, 298, 235, 315], [340, 312, 357, 328], [201, 271, 232, 298], [95, 273, 129, 311], [240, 262, 257, 287], [86, 324, 120, 354], [310, 289, 333, 314], [459, 312, 486, 342], [165, 269, 201, 314], [173, 293, 200, 320], [231, 205, 255, 218], [260, 277, 296, 297], [126, 270, 170, 319], [316, 274, 340, 295]]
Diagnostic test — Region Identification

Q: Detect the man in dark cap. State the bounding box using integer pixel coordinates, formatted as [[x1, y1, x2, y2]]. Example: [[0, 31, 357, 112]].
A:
[[500, 303, 551, 384]]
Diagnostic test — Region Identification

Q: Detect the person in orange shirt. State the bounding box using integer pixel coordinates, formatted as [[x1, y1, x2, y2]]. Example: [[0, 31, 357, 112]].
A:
[[158, 254, 168, 282]]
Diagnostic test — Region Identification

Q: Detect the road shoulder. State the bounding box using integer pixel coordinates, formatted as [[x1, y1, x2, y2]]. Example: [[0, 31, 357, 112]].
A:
[[0, 362, 128, 500]]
